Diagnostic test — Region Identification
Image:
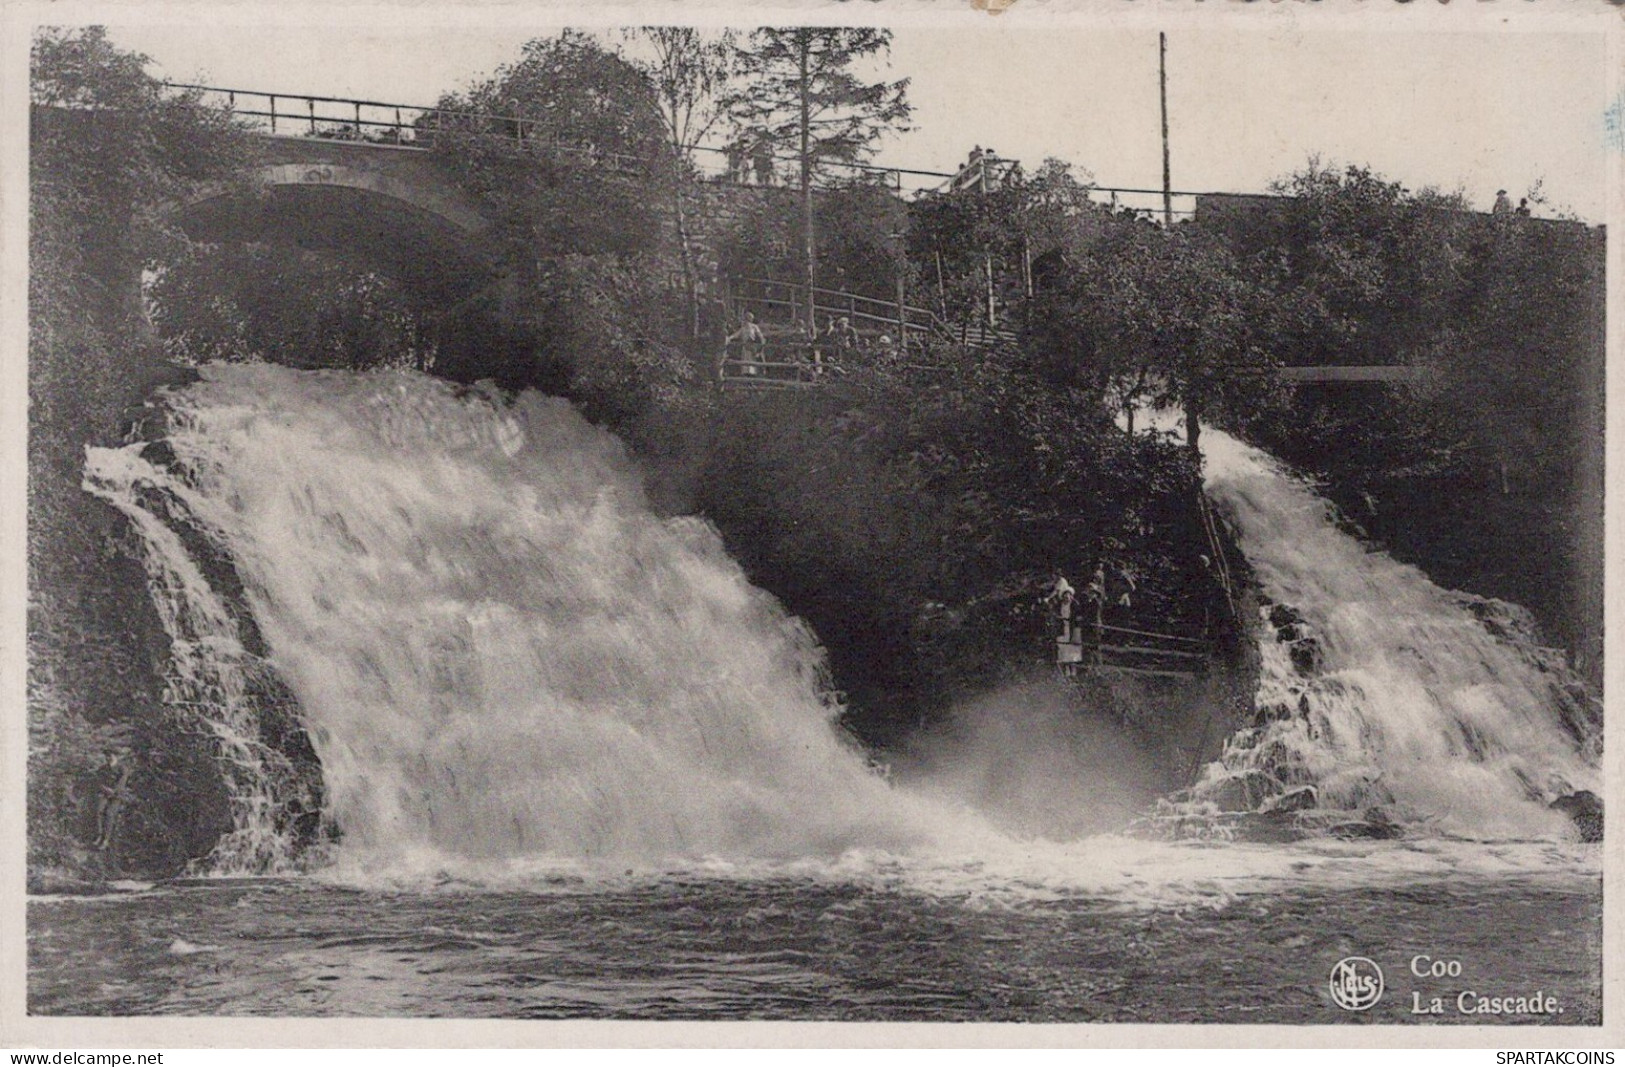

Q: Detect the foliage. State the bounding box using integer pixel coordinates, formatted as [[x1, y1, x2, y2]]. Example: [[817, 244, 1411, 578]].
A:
[[1026, 221, 1284, 450], [617, 28, 737, 339], [416, 32, 706, 423], [717, 178, 909, 302], [534, 255, 700, 426], [908, 157, 1109, 331], [424, 31, 669, 272], [30, 27, 253, 878], [1216, 161, 1471, 371], [31, 27, 249, 309], [723, 28, 911, 304], [150, 244, 438, 370], [697, 350, 1218, 740], [723, 28, 910, 182], [621, 27, 736, 163], [1229, 161, 1605, 684]]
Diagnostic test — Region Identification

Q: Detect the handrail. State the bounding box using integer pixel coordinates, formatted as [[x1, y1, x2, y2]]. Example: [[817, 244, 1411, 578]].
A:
[[1089, 642, 1209, 661], [1098, 622, 1209, 646], [1198, 493, 1239, 623]]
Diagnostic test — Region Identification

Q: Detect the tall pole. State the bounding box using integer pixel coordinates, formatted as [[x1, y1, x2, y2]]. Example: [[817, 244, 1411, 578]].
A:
[[799, 32, 817, 331], [1160, 32, 1173, 230]]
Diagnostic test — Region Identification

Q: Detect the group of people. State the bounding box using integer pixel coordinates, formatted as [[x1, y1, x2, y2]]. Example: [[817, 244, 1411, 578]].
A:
[[1492, 189, 1534, 217], [723, 131, 778, 186], [722, 310, 904, 381], [949, 145, 1001, 193], [1041, 566, 1139, 676]]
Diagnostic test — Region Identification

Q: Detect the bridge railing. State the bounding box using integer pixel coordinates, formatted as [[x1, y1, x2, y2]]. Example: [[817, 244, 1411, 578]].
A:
[[166, 82, 653, 174]]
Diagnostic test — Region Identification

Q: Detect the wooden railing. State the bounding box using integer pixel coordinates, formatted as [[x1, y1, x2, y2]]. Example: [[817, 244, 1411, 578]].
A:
[[1072, 622, 1213, 681]]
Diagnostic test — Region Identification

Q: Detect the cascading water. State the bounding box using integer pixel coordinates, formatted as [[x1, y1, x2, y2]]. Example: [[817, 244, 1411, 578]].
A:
[[84, 364, 943, 875], [1186, 427, 1601, 839], [83, 365, 1601, 883]]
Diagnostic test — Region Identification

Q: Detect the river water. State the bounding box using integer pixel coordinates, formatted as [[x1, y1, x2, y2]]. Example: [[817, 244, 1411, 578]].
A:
[[33, 365, 1601, 1024], [27, 852, 1602, 1022]]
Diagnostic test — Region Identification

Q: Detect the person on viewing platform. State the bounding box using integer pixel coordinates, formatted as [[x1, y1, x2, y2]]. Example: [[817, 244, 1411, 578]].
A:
[[794, 319, 823, 378], [834, 317, 860, 355], [1043, 574, 1082, 676], [750, 134, 776, 186], [1516, 197, 1532, 217], [1493, 189, 1513, 214], [725, 311, 766, 376]]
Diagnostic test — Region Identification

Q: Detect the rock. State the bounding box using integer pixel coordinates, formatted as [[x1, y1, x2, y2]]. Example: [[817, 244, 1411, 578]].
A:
[[1267, 603, 1302, 636], [1550, 790, 1603, 843], [1267, 785, 1318, 813], [1288, 636, 1322, 675], [27, 870, 107, 896], [1328, 808, 1403, 840], [1203, 769, 1277, 813]]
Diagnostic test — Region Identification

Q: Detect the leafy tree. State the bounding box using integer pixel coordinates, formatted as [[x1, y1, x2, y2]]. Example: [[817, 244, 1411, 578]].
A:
[[421, 32, 703, 415], [619, 27, 737, 339], [697, 346, 1217, 741], [910, 156, 1110, 333], [1028, 222, 1282, 453], [30, 27, 254, 878], [426, 31, 670, 272], [1212, 161, 1470, 371], [150, 243, 437, 370], [718, 175, 909, 306], [1228, 160, 1605, 686], [723, 29, 911, 322]]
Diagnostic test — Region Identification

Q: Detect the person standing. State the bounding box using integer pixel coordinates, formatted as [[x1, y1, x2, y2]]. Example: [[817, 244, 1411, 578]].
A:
[[1493, 189, 1513, 214], [725, 311, 766, 376]]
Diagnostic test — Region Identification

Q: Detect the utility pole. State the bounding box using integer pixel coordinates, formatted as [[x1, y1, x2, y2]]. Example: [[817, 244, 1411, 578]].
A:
[[1160, 32, 1173, 230], [798, 33, 817, 331]]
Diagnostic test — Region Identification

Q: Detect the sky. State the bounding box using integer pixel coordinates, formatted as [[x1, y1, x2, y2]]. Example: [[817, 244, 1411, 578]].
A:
[[98, 16, 1613, 221]]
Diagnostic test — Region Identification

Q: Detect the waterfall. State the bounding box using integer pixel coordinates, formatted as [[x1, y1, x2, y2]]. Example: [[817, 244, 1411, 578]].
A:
[[1188, 428, 1601, 839], [83, 364, 937, 873], [82, 367, 1599, 875]]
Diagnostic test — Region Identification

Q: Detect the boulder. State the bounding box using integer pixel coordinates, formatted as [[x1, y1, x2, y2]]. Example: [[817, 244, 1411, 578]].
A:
[[1550, 790, 1603, 843], [1328, 807, 1404, 840], [1203, 769, 1276, 813], [1267, 785, 1319, 813]]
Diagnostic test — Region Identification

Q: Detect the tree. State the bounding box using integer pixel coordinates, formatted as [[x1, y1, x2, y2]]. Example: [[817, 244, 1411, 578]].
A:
[[619, 28, 736, 339], [911, 155, 1107, 333], [1030, 223, 1282, 455], [724, 29, 911, 321], [1225, 160, 1606, 688], [426, 31, 670, 272], [30, 27, 258, 878], [422, 33, 701, 404], [150, 243, 437, 371]]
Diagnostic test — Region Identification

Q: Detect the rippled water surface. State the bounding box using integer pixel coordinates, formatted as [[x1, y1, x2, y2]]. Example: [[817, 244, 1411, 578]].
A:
[[30, 865, 1600, 1023]]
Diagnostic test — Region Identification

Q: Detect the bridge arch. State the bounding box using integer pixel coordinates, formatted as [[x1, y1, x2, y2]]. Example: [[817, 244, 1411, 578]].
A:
[[176, 141, 499, 303]]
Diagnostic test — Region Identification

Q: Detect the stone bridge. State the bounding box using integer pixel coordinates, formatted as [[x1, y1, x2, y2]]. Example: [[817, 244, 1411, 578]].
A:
[[168, 103, 1436, 385], [180, 135, 500, 303], [178, 132, 806, 309]]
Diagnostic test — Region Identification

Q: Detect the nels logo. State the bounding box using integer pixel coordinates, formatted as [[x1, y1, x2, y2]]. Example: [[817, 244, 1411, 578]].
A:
[[1329, 956, 1385, 1011]]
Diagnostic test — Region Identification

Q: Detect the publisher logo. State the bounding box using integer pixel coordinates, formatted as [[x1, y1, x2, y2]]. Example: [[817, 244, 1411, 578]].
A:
[[1329, 956, 1384, 1011]]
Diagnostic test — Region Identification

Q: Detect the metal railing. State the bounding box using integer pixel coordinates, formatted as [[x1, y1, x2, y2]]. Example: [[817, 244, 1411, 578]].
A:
[[164, 81, 1226, 214], [727, 277, 942, 340], [166, 82, 652, 174]]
